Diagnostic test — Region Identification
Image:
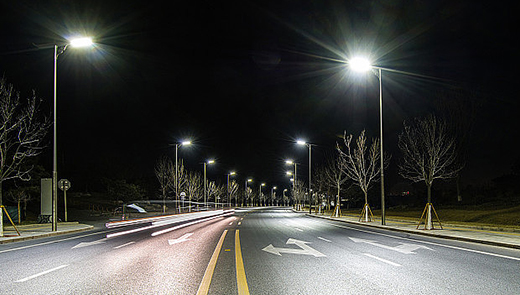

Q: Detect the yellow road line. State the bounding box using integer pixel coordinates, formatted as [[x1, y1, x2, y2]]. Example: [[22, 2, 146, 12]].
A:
[[196, 230, 228, 295], [235, 229, 250, 295]]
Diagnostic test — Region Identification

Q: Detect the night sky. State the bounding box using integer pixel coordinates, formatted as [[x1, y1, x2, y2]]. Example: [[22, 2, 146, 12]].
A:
[[0, 1, 517, 196]]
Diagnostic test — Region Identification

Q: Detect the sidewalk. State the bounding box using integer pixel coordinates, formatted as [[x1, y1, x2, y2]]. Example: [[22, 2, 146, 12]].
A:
[[0, 222, 94, 244], [305, 212, 520, 250]]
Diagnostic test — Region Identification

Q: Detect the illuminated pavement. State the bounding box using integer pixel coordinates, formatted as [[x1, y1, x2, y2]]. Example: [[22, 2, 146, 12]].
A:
[[1, 207, 519, 294]]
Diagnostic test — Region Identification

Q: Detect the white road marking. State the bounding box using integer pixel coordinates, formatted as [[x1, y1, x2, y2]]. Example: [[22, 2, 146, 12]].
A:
[[328, 222, 520, 261], [113, 241, 135, 249], [318, 237, 332, 243], [16, 265, 69, 282], [363, 253, 402, 267], [262, 238, 326, 257], [349, 237, 434, 254], [294, 228, 304, 232], [229, 222, 234, 225], [72, 238, 108, 249], [238, 222, 242, 226], [168, 233, 193, 245]]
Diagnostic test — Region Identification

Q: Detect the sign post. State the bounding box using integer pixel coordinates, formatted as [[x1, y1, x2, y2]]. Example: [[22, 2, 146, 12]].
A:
[[58, 179, 71, 222]]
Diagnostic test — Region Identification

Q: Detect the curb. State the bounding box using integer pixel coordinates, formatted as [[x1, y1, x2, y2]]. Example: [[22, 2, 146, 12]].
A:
[[0, 225, 94, 244], [305, 213, 520, 250]]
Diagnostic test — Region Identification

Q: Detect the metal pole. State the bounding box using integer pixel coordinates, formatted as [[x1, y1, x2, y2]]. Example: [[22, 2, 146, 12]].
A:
[[203, 163, 207, 208], [379, 68, 386, 225], [308, 144, 312, 214], [52, 45, 58, 232], [175, 144, 179, 212]]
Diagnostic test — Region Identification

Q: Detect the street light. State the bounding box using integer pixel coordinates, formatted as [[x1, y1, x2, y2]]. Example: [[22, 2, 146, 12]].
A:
[[174, 140, 191, 213], [259, 183, 266, 206], [203, 160, 215, 208], [227, 171, 236, 207], [52, 36, 93, 231], [297, 140, 313, 214], [349, 56, 386, 225], [245, 178, 253, 206], [286, 160, 299, 210], [271, 186, 277, 206]]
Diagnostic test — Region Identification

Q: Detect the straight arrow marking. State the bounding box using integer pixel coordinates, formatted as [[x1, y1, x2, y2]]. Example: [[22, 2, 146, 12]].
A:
[[72, 238, 108, 249], [349, 237, 434, 254]]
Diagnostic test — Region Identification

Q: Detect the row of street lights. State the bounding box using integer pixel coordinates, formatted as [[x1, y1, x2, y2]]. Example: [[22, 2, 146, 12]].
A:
[[51, 36, 389, 227]]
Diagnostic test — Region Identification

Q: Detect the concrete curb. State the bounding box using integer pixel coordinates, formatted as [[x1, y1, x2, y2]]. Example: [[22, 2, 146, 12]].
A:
[[0, 225, 94, 244], [305, 213, 520, 250]]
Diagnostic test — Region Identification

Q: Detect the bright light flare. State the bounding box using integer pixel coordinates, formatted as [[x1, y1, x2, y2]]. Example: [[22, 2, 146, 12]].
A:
[[350, 57, 372, 72], [181, 140, 192, 146], [285, 160, 294, 165], [296, 140, 307, 145], [69, 37, 93, 48]]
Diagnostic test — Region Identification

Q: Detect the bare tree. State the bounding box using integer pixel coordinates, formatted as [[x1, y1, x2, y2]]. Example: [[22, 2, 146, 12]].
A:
[[8, 190, 31, 224], [186, 171, 203, 210], [0, 79, 50, 236], [228, 180, 239, 206], [398, 115, 463, 229], [337, 130, 389, 221], [154, 155, 174, 213], [322, 155, 349, 217], [292, 180, 306, 210], [244, 187, 252, 206]]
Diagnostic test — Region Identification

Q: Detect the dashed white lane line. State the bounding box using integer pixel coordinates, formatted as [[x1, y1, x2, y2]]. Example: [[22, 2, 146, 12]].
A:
[[363, 253, 402, 267], [16, 265, 69, 282], [294, 228, 304, 232], [113, 241, 135, 249], [318, 237, 332, 243]]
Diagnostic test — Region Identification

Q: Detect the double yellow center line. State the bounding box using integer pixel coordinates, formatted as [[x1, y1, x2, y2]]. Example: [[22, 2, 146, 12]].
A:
[[196, 229, 250, 295]]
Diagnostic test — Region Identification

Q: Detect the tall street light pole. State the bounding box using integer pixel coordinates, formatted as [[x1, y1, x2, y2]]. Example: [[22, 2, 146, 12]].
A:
[[203, 160, 215, 209], [52, 37, 93, 231], [297, 140, 313, 214], [175, 140, 191, 212], [350, 57, 386, 225]]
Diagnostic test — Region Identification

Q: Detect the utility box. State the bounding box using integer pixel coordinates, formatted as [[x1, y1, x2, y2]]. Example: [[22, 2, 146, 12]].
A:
[[39, 178, 52, 223]]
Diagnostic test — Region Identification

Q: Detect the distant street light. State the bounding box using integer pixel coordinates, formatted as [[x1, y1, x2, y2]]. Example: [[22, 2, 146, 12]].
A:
[[227, 171, 236, 207], [285, 160, 298, 209], [271, 186, 277, 206], [297, 140, 313, 213], [203, 160, 215, 208], [259, 183, 266, 206], [52, 37, 93, 231], [174, 140, 191, 212], [245, 178, 253, 206], [349, 56, 386, 225]]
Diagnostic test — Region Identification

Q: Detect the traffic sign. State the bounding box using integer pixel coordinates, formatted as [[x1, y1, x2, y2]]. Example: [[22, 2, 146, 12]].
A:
[[59, 179, 71, 191]]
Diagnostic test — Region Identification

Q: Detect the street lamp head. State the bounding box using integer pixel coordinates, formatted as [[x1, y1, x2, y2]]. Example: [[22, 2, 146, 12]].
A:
[[181, 140, 192, 146], [273, 186, 277, 190], [350, 57, 372, 72], [207, 160, 215, 164], [229, 171, 236, 176], [285, 160, 294, 165], [261, 183, 266, 186], [69, 37, 93, 48], [286, 171, 293, 176], [296, 140, 307, 146], [247, 178, 253, 182]]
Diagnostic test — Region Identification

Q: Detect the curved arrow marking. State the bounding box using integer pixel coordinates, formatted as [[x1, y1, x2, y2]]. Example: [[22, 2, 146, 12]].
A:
[[262, 238, 326, 257]]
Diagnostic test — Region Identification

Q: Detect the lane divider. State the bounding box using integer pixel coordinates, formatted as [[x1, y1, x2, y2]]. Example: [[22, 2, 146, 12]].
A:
[[235, 229, 250, 295], [196, 230, 228, 295]]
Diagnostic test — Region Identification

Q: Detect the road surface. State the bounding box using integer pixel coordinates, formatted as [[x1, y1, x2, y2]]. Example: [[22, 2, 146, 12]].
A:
[[1, 207, 519, 294]]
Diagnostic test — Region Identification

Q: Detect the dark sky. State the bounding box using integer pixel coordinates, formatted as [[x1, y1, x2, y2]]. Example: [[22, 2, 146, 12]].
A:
[[0, 1, 518, 195]]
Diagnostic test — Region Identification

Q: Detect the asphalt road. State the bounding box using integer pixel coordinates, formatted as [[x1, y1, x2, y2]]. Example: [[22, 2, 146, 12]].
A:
[[1, 207, 519, 294]]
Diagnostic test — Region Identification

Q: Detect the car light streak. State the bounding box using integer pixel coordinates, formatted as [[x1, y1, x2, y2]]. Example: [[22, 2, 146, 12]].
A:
[[105, 211, 234, 239]]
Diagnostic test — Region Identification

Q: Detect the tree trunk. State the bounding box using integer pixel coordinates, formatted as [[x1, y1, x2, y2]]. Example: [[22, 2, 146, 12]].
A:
[[0, 182, 3, 237], [426, 183, 433, 230]]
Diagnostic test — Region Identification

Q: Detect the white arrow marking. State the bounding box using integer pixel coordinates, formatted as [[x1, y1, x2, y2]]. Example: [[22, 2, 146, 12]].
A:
[[72, 238, 107, 249], [168, 233, 193, 245], [262, 238, 326, 257], [349, 237, 434, 254]]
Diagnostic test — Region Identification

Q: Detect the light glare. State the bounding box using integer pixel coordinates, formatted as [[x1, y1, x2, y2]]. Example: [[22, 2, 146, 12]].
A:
[[70, 37, 93, 48], [350, 57, 372, 72]]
